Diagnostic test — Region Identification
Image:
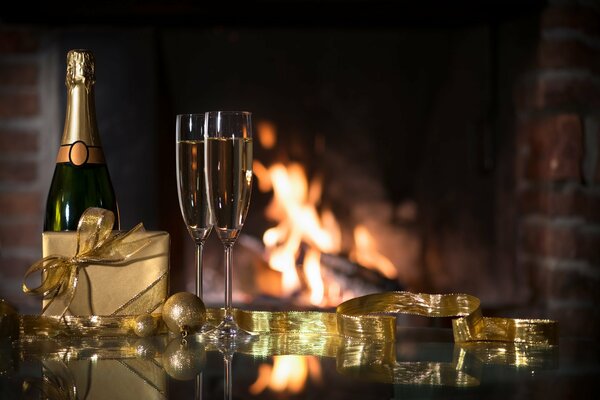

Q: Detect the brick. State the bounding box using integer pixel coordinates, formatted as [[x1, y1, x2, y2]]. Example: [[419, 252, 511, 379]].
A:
[[516, 74, 600, 111], [0, 130, 38, 154], [0, 160, 36, 182], [0, 221, 40, 246], [591, 119, 600, 185], [579, 228, 600, 265], [0, 30, 39, 53], [522, 222, 600, 263], [534, 264, 600, 304], [519, 188, 600, 222], [519, 188, 580, 216], [542, 5, 600, 36], [522, 114, 583, 181], [0, 191, 41, 216], [589, 196, 600, 222], [0, 63, 38, 86], [0, 92, 39, 117], [523, 222, 578, 259], [538, 39, 600, 75]]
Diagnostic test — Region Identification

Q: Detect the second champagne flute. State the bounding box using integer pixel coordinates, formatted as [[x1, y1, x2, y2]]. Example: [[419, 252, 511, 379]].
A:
[[204, 111, 253, 338]]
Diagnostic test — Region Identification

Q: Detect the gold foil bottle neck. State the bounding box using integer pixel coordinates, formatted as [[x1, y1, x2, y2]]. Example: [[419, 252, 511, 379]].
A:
[[66, 49, 95, 88], [59, 49, 103, 154]]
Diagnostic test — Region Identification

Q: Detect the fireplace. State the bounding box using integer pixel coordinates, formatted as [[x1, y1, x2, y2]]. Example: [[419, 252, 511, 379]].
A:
[[0, 0, 598, 339]]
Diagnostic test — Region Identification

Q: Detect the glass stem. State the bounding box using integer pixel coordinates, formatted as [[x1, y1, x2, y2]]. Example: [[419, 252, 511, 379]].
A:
[[224, 243, 234, 321], [195, 242, 204, 299]]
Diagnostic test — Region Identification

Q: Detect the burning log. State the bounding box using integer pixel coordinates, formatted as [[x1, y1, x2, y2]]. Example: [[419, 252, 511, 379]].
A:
[[318, 252, 403, 294], [238, 234, 402, 305]]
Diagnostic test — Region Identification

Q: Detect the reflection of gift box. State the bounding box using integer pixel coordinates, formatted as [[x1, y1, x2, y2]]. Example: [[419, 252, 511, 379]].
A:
[[43, 357, 167, 400], [42, 231, 169, 316]]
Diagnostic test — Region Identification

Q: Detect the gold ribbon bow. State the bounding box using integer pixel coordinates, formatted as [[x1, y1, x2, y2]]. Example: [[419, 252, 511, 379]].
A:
[[22, 208, 151, 318]]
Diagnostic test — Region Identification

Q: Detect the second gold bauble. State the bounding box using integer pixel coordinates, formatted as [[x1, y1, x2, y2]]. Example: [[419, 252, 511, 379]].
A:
[[162, 292, 206, 334]]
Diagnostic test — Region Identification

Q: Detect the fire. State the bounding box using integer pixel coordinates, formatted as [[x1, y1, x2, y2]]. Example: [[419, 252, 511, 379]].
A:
[[249, 356, 322, 395], [351, 225, 398, 279], [254, 121, 397, 306], [254, 159, 341, 304]]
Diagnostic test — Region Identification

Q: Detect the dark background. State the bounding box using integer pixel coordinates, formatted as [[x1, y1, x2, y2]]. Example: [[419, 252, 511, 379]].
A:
[[2, 0, 544, 297]]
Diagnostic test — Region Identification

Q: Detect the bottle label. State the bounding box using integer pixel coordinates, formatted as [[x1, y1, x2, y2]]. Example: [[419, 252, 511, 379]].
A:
[[56, 140, 105, 166]]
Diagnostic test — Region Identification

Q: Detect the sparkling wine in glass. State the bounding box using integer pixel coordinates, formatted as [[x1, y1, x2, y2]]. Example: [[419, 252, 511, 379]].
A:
[[176, 114, 213, 301], [204, 111, 253, 339]]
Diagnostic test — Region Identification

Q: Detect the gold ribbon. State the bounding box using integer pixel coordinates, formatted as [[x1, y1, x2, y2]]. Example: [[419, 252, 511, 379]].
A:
[[12, 293, 558, 346], [22, 208, 151, 318], [202, 292, 558, 345]]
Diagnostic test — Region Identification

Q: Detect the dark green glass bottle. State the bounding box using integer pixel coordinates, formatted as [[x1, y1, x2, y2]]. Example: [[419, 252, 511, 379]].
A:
[[44, 49, 119, 231]]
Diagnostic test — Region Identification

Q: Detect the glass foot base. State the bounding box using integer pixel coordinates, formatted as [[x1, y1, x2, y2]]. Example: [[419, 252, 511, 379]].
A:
[[201, 315, 256, 349]]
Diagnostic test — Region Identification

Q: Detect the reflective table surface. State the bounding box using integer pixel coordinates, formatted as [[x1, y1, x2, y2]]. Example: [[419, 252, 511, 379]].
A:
[[1, 327, 598, 399]]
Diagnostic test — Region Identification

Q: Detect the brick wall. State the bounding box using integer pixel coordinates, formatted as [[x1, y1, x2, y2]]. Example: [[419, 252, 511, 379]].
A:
[[0, 28, 47, 313], [516, 2, 600, 337]]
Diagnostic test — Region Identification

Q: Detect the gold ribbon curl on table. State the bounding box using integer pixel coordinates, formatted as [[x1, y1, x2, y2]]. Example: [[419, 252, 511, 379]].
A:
[[209, 293, 558, 345], [22, 207, 152, 318]]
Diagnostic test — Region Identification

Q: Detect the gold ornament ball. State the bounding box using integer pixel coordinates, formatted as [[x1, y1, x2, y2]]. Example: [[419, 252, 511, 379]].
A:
[[133, 314, 158, 337], [134, 338, 158, 358], [162, 292, 206, 334], [162, 338, 206, 381]]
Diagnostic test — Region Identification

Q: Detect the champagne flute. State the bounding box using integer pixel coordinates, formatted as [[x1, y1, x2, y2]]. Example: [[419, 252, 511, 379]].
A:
[[176, 114, 213, 302], [204, 111, 253, 338]]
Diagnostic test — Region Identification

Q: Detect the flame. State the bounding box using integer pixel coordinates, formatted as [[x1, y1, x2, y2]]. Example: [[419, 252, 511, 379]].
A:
[[249, 356, 321, 395], [303, 249, 324, 305], [351, 225, 397, 279], [257, 120, 277, 149], [254, 159, 341, 304]]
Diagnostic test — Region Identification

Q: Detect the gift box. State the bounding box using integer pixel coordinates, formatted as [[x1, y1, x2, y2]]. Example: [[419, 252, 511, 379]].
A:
[[41, 231, 169, 317], [42, 356, 167, 399]]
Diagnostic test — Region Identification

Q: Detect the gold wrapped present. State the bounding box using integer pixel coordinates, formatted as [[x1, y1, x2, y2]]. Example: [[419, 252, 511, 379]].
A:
[[21, 207, 169, 318], [40, 229, 169, 317]]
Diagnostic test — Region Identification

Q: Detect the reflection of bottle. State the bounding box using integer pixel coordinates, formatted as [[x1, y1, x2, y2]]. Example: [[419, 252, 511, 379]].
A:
[[44, 50, 119, 231]]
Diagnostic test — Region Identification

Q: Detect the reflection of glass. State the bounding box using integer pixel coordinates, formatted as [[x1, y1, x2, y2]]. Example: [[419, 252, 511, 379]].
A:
[[204, 111, 253, 339], [6, 333, 564, 399], [176, 114, 213, 300], [224, 353, 233, 400]]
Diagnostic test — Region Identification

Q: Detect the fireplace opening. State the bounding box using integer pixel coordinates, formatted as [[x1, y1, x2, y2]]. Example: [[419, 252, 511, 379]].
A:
[[168, 24, 533, 311]]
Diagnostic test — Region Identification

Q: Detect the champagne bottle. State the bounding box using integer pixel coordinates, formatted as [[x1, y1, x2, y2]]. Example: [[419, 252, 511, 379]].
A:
[[44, 49, 119, 231]]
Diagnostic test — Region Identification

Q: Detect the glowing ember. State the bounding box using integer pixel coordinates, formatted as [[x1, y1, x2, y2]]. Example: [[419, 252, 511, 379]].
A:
[[249, 356, 322, 395], [351, 225, 397, 279]]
